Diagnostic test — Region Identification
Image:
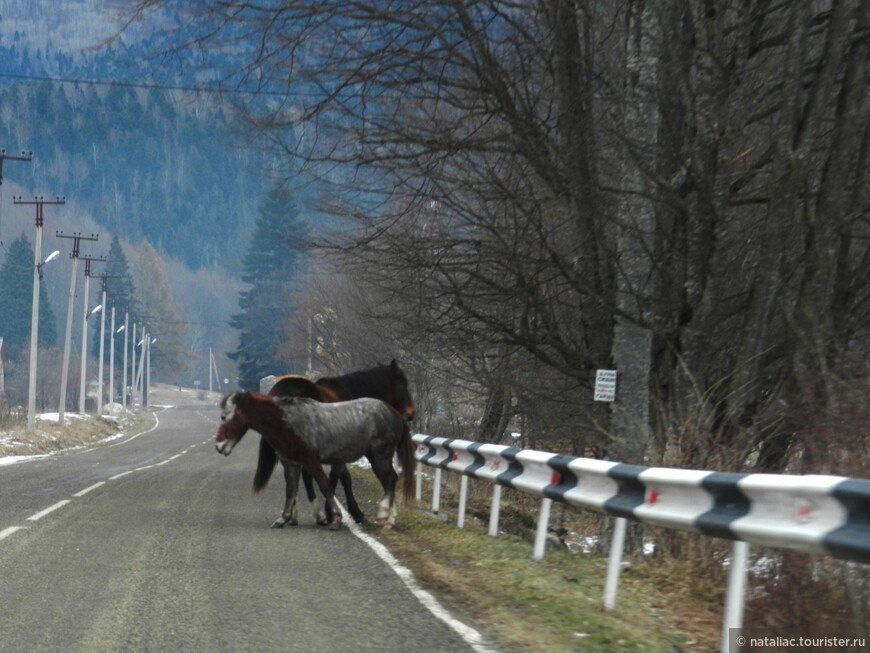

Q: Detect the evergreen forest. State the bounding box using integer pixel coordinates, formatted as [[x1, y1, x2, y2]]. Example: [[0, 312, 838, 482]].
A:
[[0, 79, 265, 272]]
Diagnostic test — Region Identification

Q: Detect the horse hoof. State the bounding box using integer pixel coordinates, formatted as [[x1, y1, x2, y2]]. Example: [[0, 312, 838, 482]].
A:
[[271, 518, 297, 528], [328, 522, 342, 531]]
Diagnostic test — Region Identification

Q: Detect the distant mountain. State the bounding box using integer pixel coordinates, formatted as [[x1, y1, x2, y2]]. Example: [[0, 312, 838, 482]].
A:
[[0, 0, 132, 57], [0, 0, 278, 272], [0, 1, 328, 388]]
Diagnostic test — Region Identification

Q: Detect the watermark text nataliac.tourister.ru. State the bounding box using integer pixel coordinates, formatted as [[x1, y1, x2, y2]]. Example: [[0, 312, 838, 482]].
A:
[[731, 631, 866, 650]]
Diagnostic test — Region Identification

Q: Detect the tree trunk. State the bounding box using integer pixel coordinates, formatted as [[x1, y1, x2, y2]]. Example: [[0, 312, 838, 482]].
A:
[[610, 0, 660, 464]]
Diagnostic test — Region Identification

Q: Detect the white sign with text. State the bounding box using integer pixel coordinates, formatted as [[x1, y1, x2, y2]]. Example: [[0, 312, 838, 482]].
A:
[[594, 369, 617, 402]]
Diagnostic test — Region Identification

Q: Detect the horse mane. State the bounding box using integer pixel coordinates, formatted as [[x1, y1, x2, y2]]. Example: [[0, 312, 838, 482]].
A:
[[230, 391, 323, 495], [318, 361, 399, 401], [240, 390, 274, 409], [272, 395, 318, 408]]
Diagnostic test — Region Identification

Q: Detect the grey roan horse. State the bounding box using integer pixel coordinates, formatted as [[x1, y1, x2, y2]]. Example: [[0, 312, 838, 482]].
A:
[[216, 391, 416, 527], [262, 360, 416, 527], [216, 391, 343, 528]]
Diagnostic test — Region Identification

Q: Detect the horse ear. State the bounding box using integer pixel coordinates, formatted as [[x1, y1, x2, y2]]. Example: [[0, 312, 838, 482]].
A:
[[390, 359, 399, 374]]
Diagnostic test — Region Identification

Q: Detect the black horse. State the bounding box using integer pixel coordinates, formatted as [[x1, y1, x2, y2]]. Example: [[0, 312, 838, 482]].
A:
[[258, 360, 416, 527]]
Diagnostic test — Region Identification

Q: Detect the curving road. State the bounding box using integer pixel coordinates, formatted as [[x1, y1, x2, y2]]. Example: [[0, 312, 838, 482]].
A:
[[0, 386, 490, 653]]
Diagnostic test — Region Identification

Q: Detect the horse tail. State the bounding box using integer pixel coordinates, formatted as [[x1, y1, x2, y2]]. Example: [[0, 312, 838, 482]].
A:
[[396, 415, 416, 503], [252, 437, 278, 494]]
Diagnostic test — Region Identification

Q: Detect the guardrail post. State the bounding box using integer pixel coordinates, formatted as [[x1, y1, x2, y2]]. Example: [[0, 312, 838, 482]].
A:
[[488, 484, 502, 537], [532, 497, 553, 560], [416, 463, 423, 501], [721, 540, 749, 653], [457, 475, 469, 528], [603, 517, 627, 610], [432, 467, 442, 513]]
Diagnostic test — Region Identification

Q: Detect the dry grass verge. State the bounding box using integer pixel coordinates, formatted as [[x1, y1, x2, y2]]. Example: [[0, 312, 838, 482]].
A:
[[0, 410, 152, 459], [348, 466, 721, 652]]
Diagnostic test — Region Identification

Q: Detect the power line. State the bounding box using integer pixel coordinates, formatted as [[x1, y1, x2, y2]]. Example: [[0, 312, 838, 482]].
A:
[[0, 70, 294, 98]]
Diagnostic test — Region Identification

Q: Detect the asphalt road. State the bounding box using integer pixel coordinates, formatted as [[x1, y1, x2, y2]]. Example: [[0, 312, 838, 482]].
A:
[[0, 386, 488, 653]]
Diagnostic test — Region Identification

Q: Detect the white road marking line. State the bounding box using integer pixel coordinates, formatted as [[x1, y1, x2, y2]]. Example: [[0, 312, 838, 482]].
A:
[[343, 509, 497, 653], [73, 482, 106, 497], [27, 500, 71, 522], [108, 407, 164, 446], [135, 465, 156, 471], [0, 526, 26, 541], [109, 470, 134, 480]]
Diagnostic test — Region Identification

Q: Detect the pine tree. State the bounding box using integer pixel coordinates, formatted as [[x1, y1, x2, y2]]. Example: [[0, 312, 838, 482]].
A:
[[0, 234, 57, 360], [230, 183, 310, 388]]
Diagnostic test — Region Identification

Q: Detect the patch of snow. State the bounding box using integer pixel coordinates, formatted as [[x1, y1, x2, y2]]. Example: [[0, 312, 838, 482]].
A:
[[566, 533, 656, 556], [101, 432, 128, 443], [0, 454, 50, 467], [36, 412, 87, 422]]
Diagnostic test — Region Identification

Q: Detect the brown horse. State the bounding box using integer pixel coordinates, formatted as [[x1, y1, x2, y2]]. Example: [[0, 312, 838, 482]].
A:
[[259, 360, 416, 527], [215, 391, 342, 529]]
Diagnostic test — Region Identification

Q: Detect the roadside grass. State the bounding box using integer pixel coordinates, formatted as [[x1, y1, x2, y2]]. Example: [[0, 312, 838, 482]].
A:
[[0, 410, 152, 458], [348, 466, 720, 653]]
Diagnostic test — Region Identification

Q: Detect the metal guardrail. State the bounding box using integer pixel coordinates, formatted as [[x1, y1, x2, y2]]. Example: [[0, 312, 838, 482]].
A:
[[412, 434, 870, 652]]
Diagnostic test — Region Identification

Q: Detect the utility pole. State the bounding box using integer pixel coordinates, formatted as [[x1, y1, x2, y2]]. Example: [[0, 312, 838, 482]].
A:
[[14, 195, 65, 432], [130, 322, 137, 407], [56, 232, 98, 424], [97, 275, 107, 413], [209, 348, 222, 395], [93, 275, 120, 413], [135, 328, 147, 407], [79, 255, 106, 413], [0, 149, 32, 187], [109, 299, 116, 405], [0, 150, 32, 247], [145, 334, 153, 408], [106, 293, 127, 406], [215, 352, 223, 392], [0, 151, 33, 407], [117, 307, 129, 408]]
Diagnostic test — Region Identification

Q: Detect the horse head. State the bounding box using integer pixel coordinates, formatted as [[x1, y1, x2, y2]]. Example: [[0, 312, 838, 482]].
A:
[[387, 359, 416, 421], [215, 391, 251, 455]]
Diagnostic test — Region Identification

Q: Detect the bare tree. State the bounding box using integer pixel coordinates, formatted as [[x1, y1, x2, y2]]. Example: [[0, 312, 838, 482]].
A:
[[125, 0, 869, 470], [644, 1, 869, 471]]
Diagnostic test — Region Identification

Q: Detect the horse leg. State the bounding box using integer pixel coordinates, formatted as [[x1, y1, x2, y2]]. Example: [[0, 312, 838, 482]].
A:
[[367, 453, 399, 528], [334, 464, 367, 524], [302, 468, 329, 525], [271, 461, 301, 529], [302, 456, 342, 530]]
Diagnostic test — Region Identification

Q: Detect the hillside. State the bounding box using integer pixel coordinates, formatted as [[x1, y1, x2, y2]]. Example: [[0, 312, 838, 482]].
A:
[[0, 80, 267, 272], [0, 1, 308, 390]]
